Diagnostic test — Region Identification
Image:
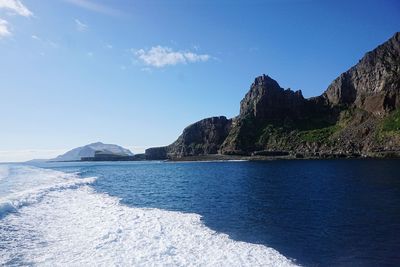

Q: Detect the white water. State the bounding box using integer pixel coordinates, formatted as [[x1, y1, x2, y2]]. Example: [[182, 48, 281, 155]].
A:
[[0, 164, 95, 218], [0, 164, 297, 266]]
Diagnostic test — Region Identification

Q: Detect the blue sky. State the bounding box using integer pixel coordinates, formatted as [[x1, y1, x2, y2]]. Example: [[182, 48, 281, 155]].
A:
[[0, 0, 399, 161]]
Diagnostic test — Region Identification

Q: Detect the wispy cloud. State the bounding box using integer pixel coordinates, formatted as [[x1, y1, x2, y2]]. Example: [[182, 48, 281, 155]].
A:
[[134, 46, 211, 68], [0, 18, 11, 38], [31, 34, 59, 48], [31, 34, 41, 40], [75, 18, 88, 32], [0, 0, 33, 17], [0, 0, 32, 38], [64, 0, 121, 16]]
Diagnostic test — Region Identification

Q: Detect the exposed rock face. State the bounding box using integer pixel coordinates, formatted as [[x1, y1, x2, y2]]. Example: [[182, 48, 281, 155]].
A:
[[323, 32, 400, 116], [147, 32, 400, 159], [239, 75, 306, 122], [145, 147, 168, 160], [167, 116, 232, 157], [145, 116, 232, 159]]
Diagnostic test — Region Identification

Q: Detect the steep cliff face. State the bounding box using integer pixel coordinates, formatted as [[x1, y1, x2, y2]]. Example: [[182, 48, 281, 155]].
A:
[[239, 75, 307, 122], [167, 116, 232, 157], [323, 32, 400, 116], [147, 32, 400, 159], [145, 116, 232, 159], [145, 146, 168, 160]]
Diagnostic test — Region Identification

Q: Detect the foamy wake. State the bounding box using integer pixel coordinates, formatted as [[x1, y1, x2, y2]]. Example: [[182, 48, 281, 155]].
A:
[[0, 165, 95, 218], [0, 165, 297, 266]]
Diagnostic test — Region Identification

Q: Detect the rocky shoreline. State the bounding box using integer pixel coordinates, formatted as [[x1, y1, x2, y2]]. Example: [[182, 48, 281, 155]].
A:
[[165, 151, 400, 162]]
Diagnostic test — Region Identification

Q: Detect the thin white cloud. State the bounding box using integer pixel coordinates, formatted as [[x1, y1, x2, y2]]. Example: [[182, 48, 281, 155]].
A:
[[134, 46, 211, 68], [31, 34, 59, 48], [75, 18, 88, 32], [184, 52, 210, 62], [0, 18, 11, 38], [48, 41, 58, 48], [0, 0, 33, 17], [31, 34, 41, 40], [64, 0, 121, 16], [0, 0, 32, 39], [141, 67, 152, 73]]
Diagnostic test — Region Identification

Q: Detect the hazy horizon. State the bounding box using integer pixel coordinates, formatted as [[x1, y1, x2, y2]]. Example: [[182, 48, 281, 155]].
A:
[[1, 0, 400, 162]]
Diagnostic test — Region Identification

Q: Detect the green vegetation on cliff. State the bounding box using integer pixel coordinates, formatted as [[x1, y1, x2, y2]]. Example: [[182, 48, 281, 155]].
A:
[[298, 125, 340, 143], [382, 109, 400, 132]]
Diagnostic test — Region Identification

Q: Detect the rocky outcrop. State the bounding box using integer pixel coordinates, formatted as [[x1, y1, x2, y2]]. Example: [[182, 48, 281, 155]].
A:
[[239, 75, 307, 122], [147, 32, 400, 159], [167, 116, 232, 157], [145, 116, 232, 159], [145, 146, 168, 160]]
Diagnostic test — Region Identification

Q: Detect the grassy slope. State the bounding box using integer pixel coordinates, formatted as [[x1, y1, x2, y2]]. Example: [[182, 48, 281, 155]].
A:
[[382, 109, 400, 132]]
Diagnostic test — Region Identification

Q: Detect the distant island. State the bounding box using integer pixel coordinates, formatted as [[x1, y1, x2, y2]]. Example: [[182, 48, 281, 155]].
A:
[[50, 142, 144, 162], [145, 32, 400, 160]]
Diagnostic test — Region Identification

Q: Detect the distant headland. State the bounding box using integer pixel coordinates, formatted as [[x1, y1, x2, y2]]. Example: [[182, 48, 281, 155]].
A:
[[145, 32, 400, 160]]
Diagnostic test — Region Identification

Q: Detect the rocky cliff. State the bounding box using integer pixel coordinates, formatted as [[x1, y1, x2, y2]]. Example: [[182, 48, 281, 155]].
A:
[[323, 32, 400, 115], [145, 116, 232, 159], [146, 32, 400, 160]]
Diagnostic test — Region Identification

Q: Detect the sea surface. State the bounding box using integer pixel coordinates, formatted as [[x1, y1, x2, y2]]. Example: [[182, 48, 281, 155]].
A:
[[0, 160, 399, 266]]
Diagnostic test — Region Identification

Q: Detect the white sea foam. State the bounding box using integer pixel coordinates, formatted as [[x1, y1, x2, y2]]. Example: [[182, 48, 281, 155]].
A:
[[0, 165, 95, 218], [0, 165, 297, 266]]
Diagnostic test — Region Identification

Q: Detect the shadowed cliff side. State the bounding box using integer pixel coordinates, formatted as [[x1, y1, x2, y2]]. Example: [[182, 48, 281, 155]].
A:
[[146, 32, 400, 160], [146, 116, 232, 160]]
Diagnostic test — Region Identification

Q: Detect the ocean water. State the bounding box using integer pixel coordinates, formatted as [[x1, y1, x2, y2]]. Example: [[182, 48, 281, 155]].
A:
[[0, 160, 399, 266]]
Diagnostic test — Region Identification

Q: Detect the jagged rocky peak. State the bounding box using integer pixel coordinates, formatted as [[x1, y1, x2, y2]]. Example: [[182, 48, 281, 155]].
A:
[[323, 32, 400, 116], [240, 74, 306, 121]]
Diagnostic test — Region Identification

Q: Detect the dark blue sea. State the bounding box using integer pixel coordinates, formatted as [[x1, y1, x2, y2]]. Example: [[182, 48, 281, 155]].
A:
[[1, 160, 399, 266]]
